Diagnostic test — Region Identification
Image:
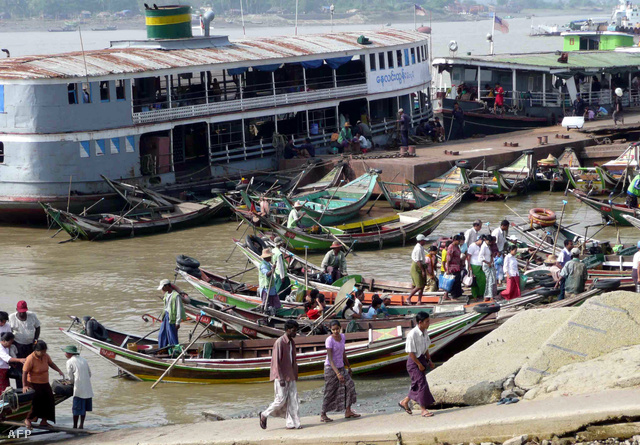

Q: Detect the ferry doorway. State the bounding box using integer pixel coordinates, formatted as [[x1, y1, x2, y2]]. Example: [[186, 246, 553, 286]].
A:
[[172, 122, 211, 181], [338, 99, 369, 130]]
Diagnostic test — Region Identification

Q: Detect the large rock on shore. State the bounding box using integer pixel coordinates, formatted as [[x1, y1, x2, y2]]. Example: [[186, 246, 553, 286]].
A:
[[515, 291, 640, 390], [524, 344, 640, 401], [428, 308, 577, 405]]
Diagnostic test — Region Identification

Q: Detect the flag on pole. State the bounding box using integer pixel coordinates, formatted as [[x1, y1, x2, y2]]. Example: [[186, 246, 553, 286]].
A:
[[494, 15, 509, 33], [415, 4, 428, 16]]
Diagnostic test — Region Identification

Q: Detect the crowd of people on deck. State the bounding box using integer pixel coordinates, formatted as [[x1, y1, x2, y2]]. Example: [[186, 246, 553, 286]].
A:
[[0, 301, 94, 430]]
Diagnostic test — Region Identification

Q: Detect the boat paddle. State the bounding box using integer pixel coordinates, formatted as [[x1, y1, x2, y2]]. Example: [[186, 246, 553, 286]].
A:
[[151, 314, 214, 389], [303, 213, 357, 256], [552, 200, 568, 253]]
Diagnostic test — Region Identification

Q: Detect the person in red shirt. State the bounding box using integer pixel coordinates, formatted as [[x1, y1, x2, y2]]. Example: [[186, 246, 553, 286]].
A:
[[494, 82, 505, 114]]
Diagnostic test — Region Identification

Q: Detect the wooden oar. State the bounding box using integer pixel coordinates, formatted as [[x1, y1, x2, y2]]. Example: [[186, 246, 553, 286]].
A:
[[151, 317, 213, 389], [552, 200, 568, 252], [303, 213, 357, 256]]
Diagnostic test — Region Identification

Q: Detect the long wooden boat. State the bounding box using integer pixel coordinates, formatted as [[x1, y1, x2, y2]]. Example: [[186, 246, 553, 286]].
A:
[[418, 166, 470, 199], [60, 309, 492, 384], [378, 179, 436, 210], [41, 178, 225, 241], [0, 391, 71, 435], [292, 162, 348, 196], [248, 191, 464, 252], [535, 148, 580, 191], [601, 142, 639, 185], [564, 166, 619, 195], [623, 213, 640, 232], [177, 267, 458, 316], [280, 171, 379, 226], [464, 152, 533, 199], [569, 189, 637, 226]]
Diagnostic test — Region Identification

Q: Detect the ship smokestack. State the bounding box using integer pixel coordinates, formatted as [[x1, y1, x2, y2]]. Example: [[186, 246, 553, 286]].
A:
[[201, 11, 215, 37], [145, 4, 192, 40]]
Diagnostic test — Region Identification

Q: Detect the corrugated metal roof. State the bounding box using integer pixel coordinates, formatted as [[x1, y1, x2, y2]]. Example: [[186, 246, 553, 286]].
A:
[[434, 50, 640, 71], [0, 29, 427, 81]]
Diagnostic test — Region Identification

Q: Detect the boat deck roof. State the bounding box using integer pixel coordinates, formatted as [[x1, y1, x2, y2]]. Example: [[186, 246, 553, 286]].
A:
[[0, 29, 427, 81]]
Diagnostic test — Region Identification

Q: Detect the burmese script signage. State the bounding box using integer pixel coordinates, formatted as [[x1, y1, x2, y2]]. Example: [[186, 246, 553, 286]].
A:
[[367, 63, 430, 94]]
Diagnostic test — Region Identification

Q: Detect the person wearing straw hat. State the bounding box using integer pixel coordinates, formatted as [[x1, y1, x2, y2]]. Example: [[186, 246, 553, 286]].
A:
[[540, 254, 562, 284], [321, 241, 348, 284], [259, 249, 281, 311], [287, 201, 306, 229], [272, 237, 291, 300], [62, 345, 93, 429], [156, 279, 187, 349]]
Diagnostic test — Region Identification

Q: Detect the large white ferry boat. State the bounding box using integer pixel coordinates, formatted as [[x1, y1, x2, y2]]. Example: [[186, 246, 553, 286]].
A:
[[0, 5, 432, 222]]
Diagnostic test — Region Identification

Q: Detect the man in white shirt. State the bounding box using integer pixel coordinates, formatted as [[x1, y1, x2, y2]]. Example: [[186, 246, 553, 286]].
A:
[[398, 312, 435, 418], [406, 234, 428, 305], [9, 301, 40, 359], [464, 220, 483, 247], [63, 345, 94, 429], [632, 241, 640, 292], [479, 236, 497, 301], [0, 312, 10, 336], [557, 239, 574, 300], [355, 133, 371, 150], [491, 220, 510, 252], [0, 332, 25, 393], [466, 237, 486, 300]]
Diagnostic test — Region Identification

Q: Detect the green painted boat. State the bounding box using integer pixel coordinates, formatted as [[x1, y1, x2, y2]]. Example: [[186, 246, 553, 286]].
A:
[[419, 166, 470, 200], [569, 188, 638, 226], [256, 191, 464, 251], [463, 151, 533, 199], [281, 171, 379, 226], [564, 166, 619, 195]]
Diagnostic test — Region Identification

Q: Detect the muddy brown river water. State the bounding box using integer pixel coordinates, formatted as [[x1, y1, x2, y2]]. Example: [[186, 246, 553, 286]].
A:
[[1, 191, 636, 434]]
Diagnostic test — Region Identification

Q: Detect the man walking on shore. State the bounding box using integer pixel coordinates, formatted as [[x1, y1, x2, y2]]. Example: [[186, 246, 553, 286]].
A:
[[63, 345, 93, 429], [260, 320, 301, 430]]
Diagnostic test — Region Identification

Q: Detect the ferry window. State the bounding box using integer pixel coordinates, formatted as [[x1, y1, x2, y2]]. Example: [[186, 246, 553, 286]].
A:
[[67, 83, 78, 104], [424, 45, 428, 60], [396, 50, 403, 68], [0, 142, 4, 164], [80, 83, 91, 104], [421, 45, 426, 61], [387, 51, 394, 69], [411, 48, 416, 65], [369, 54, 376, 71], [404, 49, 410, 66], [100, 81, 110, 102], [378, 52, 385, 70], [0, 85, 4, 113], [116, 80, 126, 101], [417, 47, 421, 63]]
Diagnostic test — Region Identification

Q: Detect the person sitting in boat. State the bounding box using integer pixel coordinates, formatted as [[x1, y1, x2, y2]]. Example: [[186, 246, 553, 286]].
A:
[[304, 301, 321, 320], [379, 296, 392, 317], [287, 201, 306, 229], [272, 237, 292, 300], [573, 93, 585, 117], [432, 117, 445, 142], [341, 298, 360, 320], [321, 241, 348, 284], [540, 254, 562, 284], [347, 287, 365, 318], [157, 280, 188, 349], [258, 249, 281, 312], [626, 172, 640, 209], [363, 296, 383, 319]]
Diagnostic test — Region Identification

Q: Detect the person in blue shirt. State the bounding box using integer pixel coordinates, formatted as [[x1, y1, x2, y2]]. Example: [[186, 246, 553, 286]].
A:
[[363, 296, 383, 319], [379, 296, 392, 318]]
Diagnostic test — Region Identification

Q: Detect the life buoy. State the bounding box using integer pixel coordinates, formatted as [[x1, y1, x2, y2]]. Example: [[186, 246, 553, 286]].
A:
[[529, 208, 556, 227], [246, 235, 267, 255]]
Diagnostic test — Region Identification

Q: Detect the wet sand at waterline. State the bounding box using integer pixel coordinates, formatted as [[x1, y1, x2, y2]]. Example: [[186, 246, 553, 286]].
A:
[[1, 191, 637, 436]]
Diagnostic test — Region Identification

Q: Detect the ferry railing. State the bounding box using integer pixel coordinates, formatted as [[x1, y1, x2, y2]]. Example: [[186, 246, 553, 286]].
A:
[[210, 141, 276, 164], [132, 84, 368, 124]]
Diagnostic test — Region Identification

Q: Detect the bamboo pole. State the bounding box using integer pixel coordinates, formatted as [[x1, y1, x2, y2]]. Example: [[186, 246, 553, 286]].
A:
[[151, 318, 213, 389], [552, 200, 568, 252]]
